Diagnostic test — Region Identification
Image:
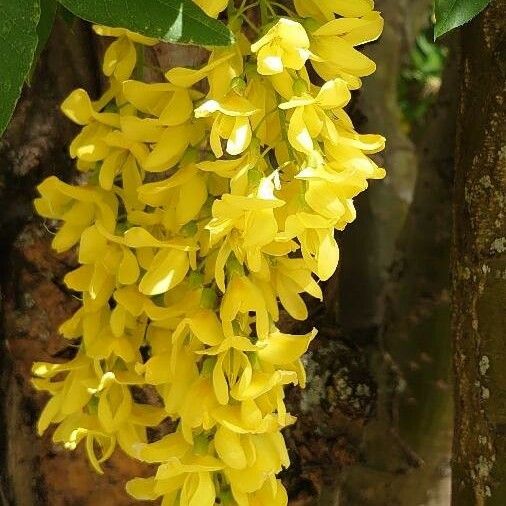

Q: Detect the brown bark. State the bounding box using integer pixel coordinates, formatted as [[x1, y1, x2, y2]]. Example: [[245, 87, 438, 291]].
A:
[[452, 0, 506, 504]]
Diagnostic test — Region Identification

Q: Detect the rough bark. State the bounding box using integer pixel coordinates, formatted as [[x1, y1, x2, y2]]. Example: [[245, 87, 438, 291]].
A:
[[452, 1, 506, 504]]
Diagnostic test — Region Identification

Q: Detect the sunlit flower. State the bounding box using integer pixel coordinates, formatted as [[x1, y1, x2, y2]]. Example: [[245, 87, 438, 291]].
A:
[[251, 18, 313, 75]]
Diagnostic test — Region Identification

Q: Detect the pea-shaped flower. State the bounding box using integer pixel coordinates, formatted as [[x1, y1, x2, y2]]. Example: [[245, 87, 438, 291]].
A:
[[251, 18, 312, 75]]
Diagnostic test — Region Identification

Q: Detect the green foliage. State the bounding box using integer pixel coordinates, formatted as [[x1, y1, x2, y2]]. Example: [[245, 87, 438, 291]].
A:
[[435, 0, 492, 38], [399, 31, 447, 127], [58, 0, 233, 45], [0, 0, 40, 137], [27, 0, 58, 82], [0, 0, 233, 137], [36, 0, 57, 58]]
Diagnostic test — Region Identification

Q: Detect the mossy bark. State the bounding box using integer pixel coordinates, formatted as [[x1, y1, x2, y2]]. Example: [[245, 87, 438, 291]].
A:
[[452, 1, 506, 504]]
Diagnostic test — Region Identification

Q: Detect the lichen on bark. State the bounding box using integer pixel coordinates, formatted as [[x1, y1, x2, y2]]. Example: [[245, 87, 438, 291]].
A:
[[452, 1, 506, 504]]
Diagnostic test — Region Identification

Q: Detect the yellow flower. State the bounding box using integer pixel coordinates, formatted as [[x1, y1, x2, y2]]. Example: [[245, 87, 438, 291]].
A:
[[127, 455, 223, 504], [93, 25, 158, 82], [197, 147, 268, 196], [207, 177, 285, 273], [34, 176, 118, 252], [281, 212, 339, 280], [247, 76, 282, 147], [61, 88, 119, 128], [270, 258, 323, 320], [258, 328, 317, 365], [123, 81, 200, 126], [309, 13, 384, 87], [224, 432, 290, 495], [200, 334, 299, 407], [251, 18, 312, 75], [212, 399, 293, 435], [278, 78, 351, 153], [195, 93, 258, 158], [193, 0, 229, 18], [138, 164, 208, 227], [294, 0, 376, 21], [248, 479, 288, 506], [33, 354, 164, 472], [93, 25, 159, 45], [166, 49, 239, 93], [220, 274, 271, 339], [33, 354, 97, 435]]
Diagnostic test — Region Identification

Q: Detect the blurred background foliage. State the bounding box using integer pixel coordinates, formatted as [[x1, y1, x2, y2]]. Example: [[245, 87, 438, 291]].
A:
[[399, 23, 448, 129]]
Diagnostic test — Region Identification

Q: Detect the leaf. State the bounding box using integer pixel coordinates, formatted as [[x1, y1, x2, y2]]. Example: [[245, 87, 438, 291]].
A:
[[37, 0, 57, 56], [58, 0, 234, 46], [0, 0, 40, 136], [27, 0, 57, 83], [435, 0, 492, 39], [57, 3, 78, 26]]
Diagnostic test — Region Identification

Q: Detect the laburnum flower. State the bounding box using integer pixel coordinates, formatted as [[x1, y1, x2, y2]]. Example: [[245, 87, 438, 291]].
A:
[[166, 48, 241, 96], [251, 18, 312, 75], [309, 13, 384, 87], [123, 81, 199, 126], [60, 88, 151, 208], [195, 92, 258, 157], [193, 0, 228, 18], [34, 176, 118, 252], [295, 0, 383, 88], [294, 0, 376, 21], [32, 5, 386, 506], [279, 78, 351, 153], [207, 177, 284, 273], [93, 25, 158, 81], [33, 354, 165, 472]]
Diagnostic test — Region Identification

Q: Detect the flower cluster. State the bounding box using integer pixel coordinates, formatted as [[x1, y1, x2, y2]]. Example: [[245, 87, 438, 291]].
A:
[[33, 2, 384, 505]]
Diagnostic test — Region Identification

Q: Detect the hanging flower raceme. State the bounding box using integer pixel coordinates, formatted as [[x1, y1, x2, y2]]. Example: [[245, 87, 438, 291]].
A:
[[33, 2, 385, 505]]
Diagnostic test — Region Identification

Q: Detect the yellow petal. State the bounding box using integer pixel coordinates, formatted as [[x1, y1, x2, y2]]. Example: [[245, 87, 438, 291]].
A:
[[118, 247, 140, 285], [189, 472, 215, 506], [288, 107, 313, 153], [213, 354, 229, 405], [144, 126, 190, 172], [214, 426, 247, 469], [258, 329, 317, 364], [139, 249, 189, 295], [126, 477, 160, 500]]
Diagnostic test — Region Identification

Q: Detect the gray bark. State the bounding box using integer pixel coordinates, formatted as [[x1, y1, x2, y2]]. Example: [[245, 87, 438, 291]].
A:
[[452, 1, 506, 504]]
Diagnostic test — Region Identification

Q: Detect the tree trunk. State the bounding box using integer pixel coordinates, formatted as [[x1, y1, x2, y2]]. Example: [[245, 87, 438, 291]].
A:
[[452, 0, 506, 504]]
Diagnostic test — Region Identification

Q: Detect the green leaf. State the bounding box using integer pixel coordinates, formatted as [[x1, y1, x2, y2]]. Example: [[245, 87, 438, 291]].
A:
[[36, 0, 57, 57], [57, 0, 234, 46], [27, 0, 57, 83], [435, 0, 492, 39], [0, 0, 40, 136], [57, 3, 78, 26]]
